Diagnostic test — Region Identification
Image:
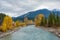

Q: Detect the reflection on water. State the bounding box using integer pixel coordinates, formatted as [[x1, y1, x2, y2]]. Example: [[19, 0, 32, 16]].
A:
[[0, 25, 60, 40]]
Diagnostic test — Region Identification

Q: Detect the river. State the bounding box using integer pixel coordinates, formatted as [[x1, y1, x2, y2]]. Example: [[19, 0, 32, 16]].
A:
[[0, 25, 60, 40]]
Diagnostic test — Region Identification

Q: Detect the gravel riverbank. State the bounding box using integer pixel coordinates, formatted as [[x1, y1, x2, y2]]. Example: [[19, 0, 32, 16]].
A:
[[47, 28, 60, 38], [40, 27, 60, 38], [0, 27, 20, 39]]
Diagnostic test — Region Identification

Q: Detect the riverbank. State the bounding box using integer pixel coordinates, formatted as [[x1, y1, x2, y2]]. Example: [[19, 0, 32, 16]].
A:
[[0, 27, 21, 39], [48, 27, 60, 38], [0, 25, 60, 39], [39, 26, 60, 38]]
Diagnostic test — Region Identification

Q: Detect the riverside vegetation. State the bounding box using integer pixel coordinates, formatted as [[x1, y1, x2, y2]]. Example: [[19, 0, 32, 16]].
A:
[[0, 13, 27, 32], [0, 12, 60, 38], [0, 12, 60, 32]]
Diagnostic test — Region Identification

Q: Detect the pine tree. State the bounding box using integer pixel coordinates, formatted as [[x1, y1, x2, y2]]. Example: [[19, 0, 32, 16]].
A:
[[55, 13, 60, 26], [0, 13, 6, 25], [47, 12, 55, 27]]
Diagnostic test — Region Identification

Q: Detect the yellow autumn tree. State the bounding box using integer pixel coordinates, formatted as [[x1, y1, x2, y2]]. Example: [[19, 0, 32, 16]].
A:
[[22, 22, 26, 26], [15, 20, 27, 27], [7, 16, 13, 30], [35, 14, 44, 26], [1, 16, 13, 32], [1, 23, 7, 32], [28, 20, 33, 25], [24, 17, 28, 25], [15, 20, 20, 27], [20, 22, 26, 27]]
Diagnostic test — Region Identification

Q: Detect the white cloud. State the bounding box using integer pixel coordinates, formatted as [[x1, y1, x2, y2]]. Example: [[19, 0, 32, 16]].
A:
[[0, 1, 12, 8], [35, 2, 60, 10], [11, 5, 21, 11], [0, 0, 21, 12], [0, 12, 17, 17]]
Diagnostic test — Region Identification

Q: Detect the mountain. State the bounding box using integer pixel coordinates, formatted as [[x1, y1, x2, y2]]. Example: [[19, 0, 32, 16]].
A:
[[12, 9, 60, 21]]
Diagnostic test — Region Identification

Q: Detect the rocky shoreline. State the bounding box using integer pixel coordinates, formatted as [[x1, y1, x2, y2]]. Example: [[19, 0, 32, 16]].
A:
[[40, 27, 60, 38], [47, 28, 60, 38], [0, 27, 20, 39]]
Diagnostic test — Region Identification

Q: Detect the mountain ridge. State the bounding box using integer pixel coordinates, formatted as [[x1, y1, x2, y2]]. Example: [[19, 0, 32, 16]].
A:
[[12, 9, 60, 21]]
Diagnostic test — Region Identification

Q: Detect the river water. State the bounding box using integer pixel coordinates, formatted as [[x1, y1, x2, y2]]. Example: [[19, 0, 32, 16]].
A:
[[0, 25, 60, 40]]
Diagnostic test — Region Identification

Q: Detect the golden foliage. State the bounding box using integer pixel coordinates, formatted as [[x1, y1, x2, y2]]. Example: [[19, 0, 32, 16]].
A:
[[15, 20, 27, 27], [27, 20, 33, 25], [35, 14, 44, 26], [15, 20, 20, 27], [1, 16, 13, 32], [20, 22, 26, 26], [1, 23, 7, 32]]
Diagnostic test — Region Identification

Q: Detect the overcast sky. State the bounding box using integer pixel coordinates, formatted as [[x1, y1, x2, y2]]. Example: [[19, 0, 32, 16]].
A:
[[0, 0, 60, 17]]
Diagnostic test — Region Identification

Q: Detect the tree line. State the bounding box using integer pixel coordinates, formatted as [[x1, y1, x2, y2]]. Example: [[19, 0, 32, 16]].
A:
[[0, 12, 60, 32], [35, 12, 60, 27], [0, 13, 27, 32]]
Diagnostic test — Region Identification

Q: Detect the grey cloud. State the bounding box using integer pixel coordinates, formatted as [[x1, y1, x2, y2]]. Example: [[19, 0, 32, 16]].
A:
[[0, 0, 60, 17]]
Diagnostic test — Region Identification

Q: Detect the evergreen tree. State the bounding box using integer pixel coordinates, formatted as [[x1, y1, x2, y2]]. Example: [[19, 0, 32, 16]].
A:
[[0, 13, 6, 25], [40, 17, 47, 26], [48, 13, 52, 27], [47, 12, 56, 27], [55, 13, 60, 26]]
